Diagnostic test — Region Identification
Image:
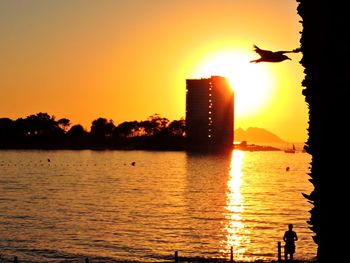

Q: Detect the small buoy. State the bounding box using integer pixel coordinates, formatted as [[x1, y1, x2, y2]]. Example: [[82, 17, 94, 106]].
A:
[[286, 166, 290, 172]]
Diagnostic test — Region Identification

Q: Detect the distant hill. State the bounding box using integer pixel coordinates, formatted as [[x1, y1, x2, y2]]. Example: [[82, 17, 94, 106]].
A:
[[234, 127, 286, 144]]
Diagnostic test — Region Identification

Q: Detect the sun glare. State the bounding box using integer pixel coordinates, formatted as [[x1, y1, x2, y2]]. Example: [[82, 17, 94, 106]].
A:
[[190, 50, 276, 118]]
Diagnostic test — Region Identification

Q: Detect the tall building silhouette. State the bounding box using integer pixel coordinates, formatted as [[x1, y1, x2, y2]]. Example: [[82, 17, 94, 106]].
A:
[[186, 76, 234, 150]]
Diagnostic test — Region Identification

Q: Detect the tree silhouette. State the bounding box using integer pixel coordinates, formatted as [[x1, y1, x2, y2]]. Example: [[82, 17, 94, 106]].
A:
[[114, 121, 139, 138], [14, 113, 64, 146], [168, 118, 186, 137], [140, 114, 169, 136], [90, 118, 115, 145], [57, 118, 71, 133], [0, 113, 186, 150], [67, 124, 87, 137], [0, 118, 14, 137], [297, 1, 347, 262], [66, 124, 89, 147]]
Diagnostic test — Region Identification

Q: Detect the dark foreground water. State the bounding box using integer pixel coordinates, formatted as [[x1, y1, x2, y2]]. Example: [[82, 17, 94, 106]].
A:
[[0, 150, 316, 262]]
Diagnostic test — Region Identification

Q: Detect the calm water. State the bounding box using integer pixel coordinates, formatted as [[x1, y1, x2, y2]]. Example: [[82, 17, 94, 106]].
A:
[[0, 150, 316, 262]]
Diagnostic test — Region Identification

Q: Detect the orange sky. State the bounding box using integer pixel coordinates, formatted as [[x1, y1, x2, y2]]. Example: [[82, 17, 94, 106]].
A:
[[0, 0, 307, 142]]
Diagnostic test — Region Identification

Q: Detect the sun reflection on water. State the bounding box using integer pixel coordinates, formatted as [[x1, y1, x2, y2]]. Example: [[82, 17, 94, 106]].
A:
[[221, 150, 250, 261]]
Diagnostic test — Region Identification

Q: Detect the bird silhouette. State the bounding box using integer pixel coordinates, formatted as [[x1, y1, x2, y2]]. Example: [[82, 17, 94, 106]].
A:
[[250, 45, 300, 63]]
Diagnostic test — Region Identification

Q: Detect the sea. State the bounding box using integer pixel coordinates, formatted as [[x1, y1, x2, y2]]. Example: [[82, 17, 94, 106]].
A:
[[0, 148, 317, 262]]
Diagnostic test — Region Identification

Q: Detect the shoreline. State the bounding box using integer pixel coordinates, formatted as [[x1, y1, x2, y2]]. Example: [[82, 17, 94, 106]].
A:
[[0, 142, 282, 152], [0, 255, 318, 263]]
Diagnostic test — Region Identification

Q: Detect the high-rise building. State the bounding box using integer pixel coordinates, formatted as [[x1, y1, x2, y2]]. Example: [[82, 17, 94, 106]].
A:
[[186, 76, 234, 150]]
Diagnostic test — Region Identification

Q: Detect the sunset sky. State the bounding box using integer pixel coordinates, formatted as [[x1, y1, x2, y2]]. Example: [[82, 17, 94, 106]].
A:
[[0, 0, 307, 142]]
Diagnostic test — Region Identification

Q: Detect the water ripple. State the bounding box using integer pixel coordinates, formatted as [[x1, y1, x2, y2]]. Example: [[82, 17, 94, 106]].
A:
[[0, 150, 316, 262]]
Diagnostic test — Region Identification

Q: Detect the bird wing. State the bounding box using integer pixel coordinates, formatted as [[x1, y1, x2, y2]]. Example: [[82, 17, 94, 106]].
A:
[[253, 45, 274, 57], [254, 45, 301, 56]]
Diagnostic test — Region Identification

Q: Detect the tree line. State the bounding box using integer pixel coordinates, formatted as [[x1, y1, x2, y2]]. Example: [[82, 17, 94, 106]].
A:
[[0, 112, 186, 150]]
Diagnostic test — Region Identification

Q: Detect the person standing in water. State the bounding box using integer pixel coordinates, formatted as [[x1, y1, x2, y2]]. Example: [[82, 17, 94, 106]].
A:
[[283, 224, 298, 261]]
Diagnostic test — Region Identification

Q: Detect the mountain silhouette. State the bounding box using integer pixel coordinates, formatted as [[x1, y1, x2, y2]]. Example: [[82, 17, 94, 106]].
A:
[[234, 127, 286, 144]]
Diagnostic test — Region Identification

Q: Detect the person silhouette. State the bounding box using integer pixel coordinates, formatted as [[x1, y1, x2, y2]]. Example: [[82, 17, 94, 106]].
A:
[[283, 224, 298, 261]]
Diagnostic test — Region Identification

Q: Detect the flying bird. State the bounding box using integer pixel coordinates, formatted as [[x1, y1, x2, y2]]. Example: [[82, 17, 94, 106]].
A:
[[250, 45, 300, 63]]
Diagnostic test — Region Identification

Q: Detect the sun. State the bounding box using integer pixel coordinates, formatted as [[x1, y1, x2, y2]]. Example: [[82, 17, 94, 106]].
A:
[[189, 50, 276, 118]]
